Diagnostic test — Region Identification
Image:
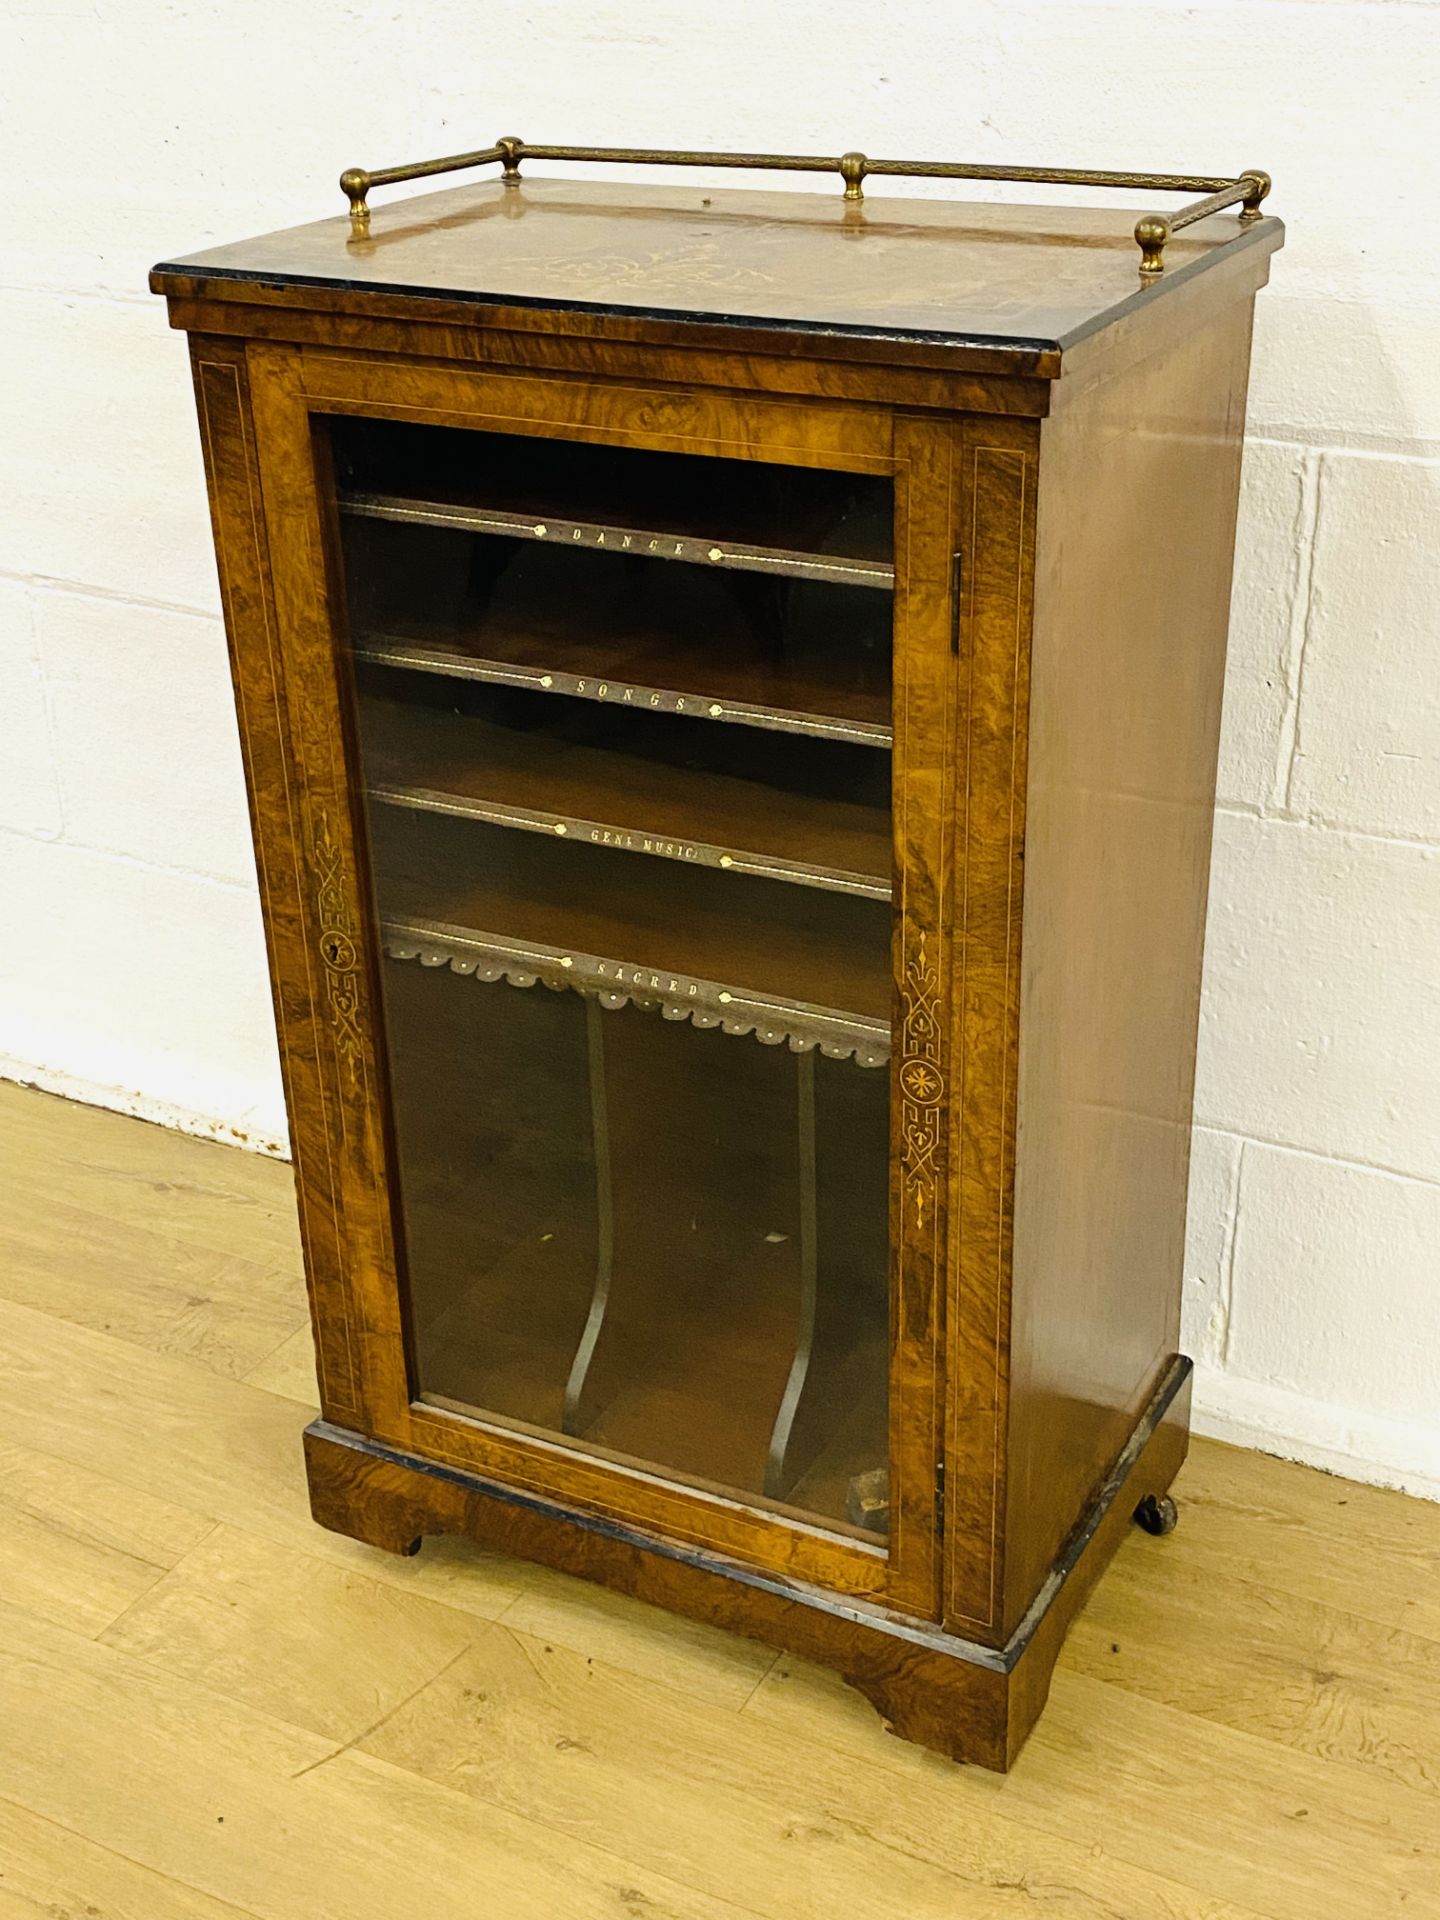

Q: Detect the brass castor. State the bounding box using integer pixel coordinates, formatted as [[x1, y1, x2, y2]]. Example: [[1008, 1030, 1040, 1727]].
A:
[[1133, 1492, 1179, 1537]]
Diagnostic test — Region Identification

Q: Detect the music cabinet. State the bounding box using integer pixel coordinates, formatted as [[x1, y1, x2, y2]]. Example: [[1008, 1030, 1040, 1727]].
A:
[[152, 139, 1281, 1769]]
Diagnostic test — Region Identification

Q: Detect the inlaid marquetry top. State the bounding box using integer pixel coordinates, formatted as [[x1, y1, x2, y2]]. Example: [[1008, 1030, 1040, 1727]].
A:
[[151, 178, 1283, 374]]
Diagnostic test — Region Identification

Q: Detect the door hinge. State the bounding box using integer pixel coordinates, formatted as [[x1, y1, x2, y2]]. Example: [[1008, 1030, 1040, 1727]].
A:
[[934, 1459, 947, 1533], [949, 551, 964, 656]]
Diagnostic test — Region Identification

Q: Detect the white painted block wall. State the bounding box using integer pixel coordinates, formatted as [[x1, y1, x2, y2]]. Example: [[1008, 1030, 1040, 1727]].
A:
[[3, 2, 1437, 1495]]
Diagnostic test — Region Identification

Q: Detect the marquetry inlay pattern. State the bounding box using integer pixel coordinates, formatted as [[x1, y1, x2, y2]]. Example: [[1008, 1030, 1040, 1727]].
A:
[[900, 930, 945, 1228], [312, 809, 364, 1080]]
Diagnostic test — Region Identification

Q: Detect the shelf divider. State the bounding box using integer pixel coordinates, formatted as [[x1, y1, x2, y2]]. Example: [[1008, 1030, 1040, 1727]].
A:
[[562, 995, 615, 1438], [765, 1047, 820, 1499]]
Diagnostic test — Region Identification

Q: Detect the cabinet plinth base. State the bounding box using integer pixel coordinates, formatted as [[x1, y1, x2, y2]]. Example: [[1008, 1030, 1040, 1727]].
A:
[[303, 1356, 1189, 1771]]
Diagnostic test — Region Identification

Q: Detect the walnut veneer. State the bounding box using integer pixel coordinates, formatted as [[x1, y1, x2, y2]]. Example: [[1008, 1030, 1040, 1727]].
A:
[[153, 171, 1281, 1768]]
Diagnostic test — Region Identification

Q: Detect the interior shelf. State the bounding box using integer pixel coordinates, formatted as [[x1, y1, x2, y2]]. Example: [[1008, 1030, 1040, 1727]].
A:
[[345, 517, 894, 746], [370, 806, 892, 1063], [333, 416, 894, 587], [360, 682, 892, 900], [356, 634, 892, 745]]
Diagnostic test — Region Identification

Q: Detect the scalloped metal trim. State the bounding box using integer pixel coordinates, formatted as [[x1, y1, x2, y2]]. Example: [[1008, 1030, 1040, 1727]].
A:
[[382, 927, 889, 1067]]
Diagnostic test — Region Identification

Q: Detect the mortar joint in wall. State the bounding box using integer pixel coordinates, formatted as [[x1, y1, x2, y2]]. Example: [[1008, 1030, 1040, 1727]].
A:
[[1279, 453, 1325, 814], [1218, 1137, 1247, 1371]]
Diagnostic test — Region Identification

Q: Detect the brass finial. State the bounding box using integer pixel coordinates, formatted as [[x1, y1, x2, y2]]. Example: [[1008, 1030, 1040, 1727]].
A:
[[340, 168, 371, 237], [1135, 212, 1172, 277], [1238, 168, 1271, 225], [839, 151, 868, 202], [497, 135, 525, 183]]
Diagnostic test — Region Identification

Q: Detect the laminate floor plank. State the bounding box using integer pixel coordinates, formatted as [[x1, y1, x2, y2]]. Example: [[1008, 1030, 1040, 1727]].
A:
[[243, 1323, 321, 1402], [1171, 1439, 1440, 1641], [497, 1570, 780, 1712], [0, 1086, 306, 1380], [0, 1292, 533, 1626], [0, 1599, 750, 1920], [0, 1191, 305, 1382], [2, 1079, 1437, 1920], [98, 1523, 481, 1743], [0, 1080, 302, 1270], [360, 1625, 1273, 1920], [1020, 1670, 1440, 1918], [1184, 1431, 1440, 1557], [0, 1291, 782, 1701], [0, 1797, 263, 1920], [743, 1635, 1440, 1918], [0, 1440, 214, 1638], [1063, 1535, 1440, 1797]]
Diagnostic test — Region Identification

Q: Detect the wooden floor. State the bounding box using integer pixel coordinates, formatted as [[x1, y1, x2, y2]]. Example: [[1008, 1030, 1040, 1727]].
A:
[[1, 1080, 1437, 1919]]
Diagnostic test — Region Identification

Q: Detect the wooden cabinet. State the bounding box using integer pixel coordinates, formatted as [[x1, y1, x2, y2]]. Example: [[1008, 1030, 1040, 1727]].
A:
[[152, 147, 1281, 1769]]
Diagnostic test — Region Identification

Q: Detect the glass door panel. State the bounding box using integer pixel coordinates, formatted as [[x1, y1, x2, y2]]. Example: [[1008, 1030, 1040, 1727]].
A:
[[332, 415, 895, 1540]]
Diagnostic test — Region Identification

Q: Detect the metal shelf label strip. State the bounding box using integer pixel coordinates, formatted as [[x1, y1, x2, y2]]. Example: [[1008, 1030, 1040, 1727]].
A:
[[356, 641, 894, 748], [369, 784, 891, 902], [382, 916, 891, 1066], [344, 493, 894, 592]]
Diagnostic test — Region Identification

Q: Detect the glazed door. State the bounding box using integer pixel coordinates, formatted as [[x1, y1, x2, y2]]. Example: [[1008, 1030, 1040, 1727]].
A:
[[242, 344, 956, 1613]]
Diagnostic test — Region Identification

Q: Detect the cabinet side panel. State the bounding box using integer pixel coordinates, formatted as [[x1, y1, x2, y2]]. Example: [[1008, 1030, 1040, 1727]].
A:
[[1002, 296, 1258, 1635], [188, 338, 363, 1426]]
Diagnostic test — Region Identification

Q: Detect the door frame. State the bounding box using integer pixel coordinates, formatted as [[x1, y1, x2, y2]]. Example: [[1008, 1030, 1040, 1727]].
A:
[[233, 337, 963, 1611]]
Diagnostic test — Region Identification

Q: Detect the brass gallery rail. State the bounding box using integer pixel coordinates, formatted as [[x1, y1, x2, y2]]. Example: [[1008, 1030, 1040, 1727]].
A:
[[338, 137, 1272, 276]]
